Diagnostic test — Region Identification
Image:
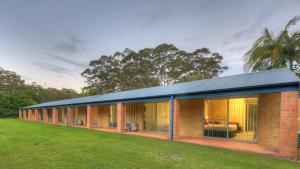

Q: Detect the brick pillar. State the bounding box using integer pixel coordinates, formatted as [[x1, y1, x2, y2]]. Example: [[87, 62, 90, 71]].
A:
[[87, 105, 95, 128], [53, 107, 58, 124], [28, 109, 33, 121], [117, 103, 125, 133], [31, 109, 35, 121], [67, 107, 73, 127], [23, 110, 27, 120], [279, 91, 298, 159], [19, 110, 22, 119], [43, 108, 49, 123], [34, 109, 39, 121], [173, 99, 180, 140]]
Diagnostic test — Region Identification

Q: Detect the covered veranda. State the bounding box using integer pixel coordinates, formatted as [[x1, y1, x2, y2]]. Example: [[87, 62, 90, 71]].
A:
[[124, 101, 170, 139], [89, 104, 118, 132], [19, 69, 299, 159]]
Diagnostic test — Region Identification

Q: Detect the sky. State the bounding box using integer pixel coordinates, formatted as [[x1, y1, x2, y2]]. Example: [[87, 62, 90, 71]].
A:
[[0, 0, 299, 92]]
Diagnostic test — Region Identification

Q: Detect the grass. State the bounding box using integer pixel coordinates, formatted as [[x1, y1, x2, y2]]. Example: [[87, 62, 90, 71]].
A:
[[0, 119, 299, 169]]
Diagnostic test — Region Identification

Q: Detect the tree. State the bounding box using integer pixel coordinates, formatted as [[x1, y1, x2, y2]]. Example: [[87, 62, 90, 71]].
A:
[[244, 16, 300, 77], [82, 43, 227, 95], [0, 67, 79, 117], [0, 67, 25, 92]]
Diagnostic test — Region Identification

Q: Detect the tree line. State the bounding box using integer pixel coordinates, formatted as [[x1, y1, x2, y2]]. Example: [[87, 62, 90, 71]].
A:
[[82, 44, 228, 94], [0, 67, 79, 117]]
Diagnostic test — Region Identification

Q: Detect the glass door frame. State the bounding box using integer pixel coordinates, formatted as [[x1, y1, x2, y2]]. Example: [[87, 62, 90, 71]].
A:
[[203, 95, 259, 143]]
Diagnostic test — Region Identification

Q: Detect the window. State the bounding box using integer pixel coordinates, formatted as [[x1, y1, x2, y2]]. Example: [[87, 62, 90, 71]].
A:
[[109, 105, 117, 128], [204, 97, 258, 142], [144, 102, 169, 133]]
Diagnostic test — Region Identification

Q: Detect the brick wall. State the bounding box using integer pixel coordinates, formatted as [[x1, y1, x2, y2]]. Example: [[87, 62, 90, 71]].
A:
[[279, 91, 298, 159], [87, 105, 96, 128], [67, 107, 74, 127], [258, 93, 281, 147], [178, 99, 203, 138], [52, 108, 58, 124], [298, 98, 300, 131], [19, 110, 22, 119], [95, 105, 109, 128], [117, 103, 125, 133], [43, 108, 49, 122], [258, 91, 299, 160]]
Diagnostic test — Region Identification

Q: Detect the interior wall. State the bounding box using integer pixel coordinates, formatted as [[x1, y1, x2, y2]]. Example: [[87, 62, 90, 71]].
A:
[[95, 105, 109, 128], [156, 102, 170, 132], [58, 108, 67, 123], [31, 109, 35, 120], [144, 103, 157, 131], [205, 99, 227, 120], [126, 102, 144, 131], [229, 98, 245, 128], [38, 109, 43, 120], [47, 109, 53, 122], [258, 93, 280, 147], [75, 106, 87, 125], [179, 99, 203, 137]]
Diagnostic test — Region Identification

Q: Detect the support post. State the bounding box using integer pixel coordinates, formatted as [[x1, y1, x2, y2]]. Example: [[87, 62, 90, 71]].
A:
[[173, 99, 180, 140], [19, 110, 23, 119], [67, 107, 73, 127], [23, 110, 27, 120], [87, 105, 95, 128], [53, 107, 58, 124], [34, 109, 39, 121], [117, 103, 125, 133], [169, 95, 174, 141], [28, 109, 33, 121], [43, 108, 49, 123]]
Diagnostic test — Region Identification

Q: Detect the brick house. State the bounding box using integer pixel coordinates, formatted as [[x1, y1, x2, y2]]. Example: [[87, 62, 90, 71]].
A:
[[20, 68, 299, 160]]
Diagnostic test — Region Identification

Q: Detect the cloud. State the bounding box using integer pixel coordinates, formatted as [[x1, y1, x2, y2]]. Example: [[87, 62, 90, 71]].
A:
[[52, 32, 87, 55], [33, 61, 74, 76], [222, 0, 281, 45], [227, 44, 250, 52], [136, 2, 172, 28], [46, 53, 88, 68], [21, 75, 33, 82]]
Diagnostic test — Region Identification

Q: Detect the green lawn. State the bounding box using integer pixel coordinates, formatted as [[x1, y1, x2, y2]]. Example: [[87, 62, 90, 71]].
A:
[[0, 119, 299, 169]]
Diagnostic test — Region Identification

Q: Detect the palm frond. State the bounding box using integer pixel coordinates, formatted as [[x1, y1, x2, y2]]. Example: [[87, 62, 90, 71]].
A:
[[284, 16, 300, 31], [291, 32, 300, 46], [243, 29, 274, 72]]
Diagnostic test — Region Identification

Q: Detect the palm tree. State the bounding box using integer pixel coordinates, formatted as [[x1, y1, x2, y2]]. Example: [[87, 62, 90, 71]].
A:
[[244, 16, 300, 77]]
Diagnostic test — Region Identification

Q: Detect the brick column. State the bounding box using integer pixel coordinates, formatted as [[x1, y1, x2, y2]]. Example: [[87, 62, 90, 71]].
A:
[[31, 109, 35, 121], [67, 107, 73, 127], [28, 109, 33, 121], [279, 91, 298, 159], [19, 110, 23, 119], [53, 107, 58, 124], [34, 109, 39, 121], [117, 103, 125, 133], [87, 105, 95, 128], [23, 110, 27, 120], [43, 108, 49, 123], [173, 99, 180, 140]]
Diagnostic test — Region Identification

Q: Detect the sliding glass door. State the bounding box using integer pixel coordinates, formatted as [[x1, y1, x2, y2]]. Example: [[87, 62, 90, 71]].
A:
[[204, 97, 258, 142], [108, 105, 117, 128], [204, 99, 229, 138], [144, 102, 169, 133]]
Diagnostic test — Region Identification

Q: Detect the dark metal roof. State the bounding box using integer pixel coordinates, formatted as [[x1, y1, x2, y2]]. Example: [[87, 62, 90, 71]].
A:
[[25, 68, 299, 109]]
